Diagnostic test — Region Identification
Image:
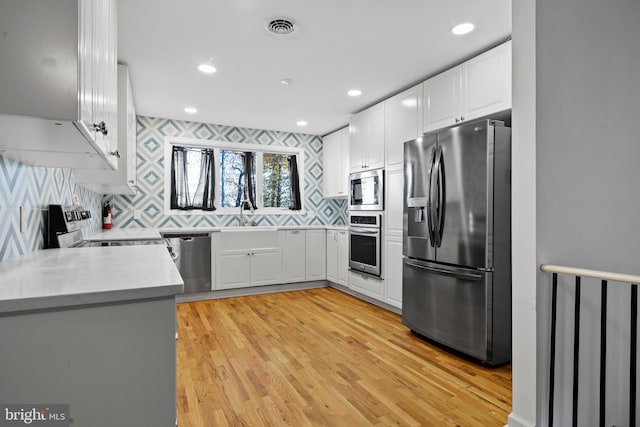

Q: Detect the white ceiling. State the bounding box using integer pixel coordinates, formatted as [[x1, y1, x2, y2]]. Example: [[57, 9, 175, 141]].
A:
[[118, 0, 511, 136]]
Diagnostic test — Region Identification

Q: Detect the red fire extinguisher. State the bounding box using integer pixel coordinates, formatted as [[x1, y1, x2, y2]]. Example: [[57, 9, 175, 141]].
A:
[[102, 202, 112, 229]]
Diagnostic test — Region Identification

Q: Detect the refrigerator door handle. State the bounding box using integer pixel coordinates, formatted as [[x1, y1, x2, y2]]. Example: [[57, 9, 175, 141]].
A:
[[432, 145, 446, 247], [404, 259, 483, 281], [426, 146, 437, 247]]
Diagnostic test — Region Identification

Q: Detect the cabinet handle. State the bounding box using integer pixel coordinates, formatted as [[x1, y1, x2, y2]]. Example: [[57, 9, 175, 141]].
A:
[[291, 230, 301, 234], [247, 252, 251, 256], [455, 118, 460, 123], [110, 150, 121, 158], [460, 116, 465, 121], [93, 121, 108, 136], [128, 179, 135, 184]]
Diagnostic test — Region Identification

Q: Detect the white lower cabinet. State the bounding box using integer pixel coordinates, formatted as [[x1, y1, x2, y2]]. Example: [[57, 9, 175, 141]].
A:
[[213, 231, 282, 290], [326, 229, 349, 287], [337, 231, 349, 286], [283, 230, 306, 283], [349, 271, 384, 301], [326, 230, 338, 283], [251, 248, 284, 286], [305, 229, 326, 281], [384, 236, 403, 309], [214, 250, 252, 290]]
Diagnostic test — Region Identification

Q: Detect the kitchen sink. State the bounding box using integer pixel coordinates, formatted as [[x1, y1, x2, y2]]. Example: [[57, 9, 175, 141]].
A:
[[220, 226, 279, 232]]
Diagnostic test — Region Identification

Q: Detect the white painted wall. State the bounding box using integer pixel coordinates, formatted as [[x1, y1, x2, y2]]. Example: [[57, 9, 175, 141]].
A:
[[511, 0, 640, 425], [509, 0, 537, 426]]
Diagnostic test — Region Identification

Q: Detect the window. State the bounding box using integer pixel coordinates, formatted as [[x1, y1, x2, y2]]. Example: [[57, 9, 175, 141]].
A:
[[220, 150, 256, 208], [164, 138, 304, 214], [170, 146, 215, 210], [263, 153, 291, 208]]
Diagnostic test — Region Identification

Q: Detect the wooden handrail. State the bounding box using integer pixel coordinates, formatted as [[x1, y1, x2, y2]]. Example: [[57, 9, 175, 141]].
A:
[[540, 264, 640, 285]]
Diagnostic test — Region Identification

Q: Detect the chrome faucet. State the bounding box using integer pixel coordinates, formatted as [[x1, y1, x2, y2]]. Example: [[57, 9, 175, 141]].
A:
[[238, 200, 256, 226], [239, 201, 249, 226]]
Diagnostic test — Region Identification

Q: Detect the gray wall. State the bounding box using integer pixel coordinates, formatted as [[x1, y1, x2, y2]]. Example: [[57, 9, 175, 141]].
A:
[[536, 0, 640, 425]]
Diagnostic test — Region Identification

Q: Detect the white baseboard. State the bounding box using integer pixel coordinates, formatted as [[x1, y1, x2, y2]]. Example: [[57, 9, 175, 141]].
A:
[[175, 281, 327, 303], [506, 412, 536, 427]]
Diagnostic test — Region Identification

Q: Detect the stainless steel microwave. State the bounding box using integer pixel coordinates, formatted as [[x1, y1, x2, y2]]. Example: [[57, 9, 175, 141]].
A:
[[349, 169, 384, 211]]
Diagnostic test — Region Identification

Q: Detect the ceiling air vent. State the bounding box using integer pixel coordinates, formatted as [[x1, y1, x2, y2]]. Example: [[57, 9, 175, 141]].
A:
[[265, 17, 298, 35]]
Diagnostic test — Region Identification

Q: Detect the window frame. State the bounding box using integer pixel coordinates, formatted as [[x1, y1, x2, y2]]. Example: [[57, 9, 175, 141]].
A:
[[163, 137, 305, 215]]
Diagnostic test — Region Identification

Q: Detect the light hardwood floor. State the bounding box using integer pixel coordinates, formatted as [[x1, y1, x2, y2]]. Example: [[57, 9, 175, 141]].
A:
[[176, 287, 512, 426]]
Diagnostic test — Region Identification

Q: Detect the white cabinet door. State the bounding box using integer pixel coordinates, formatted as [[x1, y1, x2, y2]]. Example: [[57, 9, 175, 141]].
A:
[[337, 230, 349, 287], [326, 230, 338, 283], [423, 41, 512, 134], [385, 85, 421, 168], [423, 67, 461, 133], [251, 248, 283, 286], [323, 130, 349, 198], [385, 166, 404, 237], [283, 230, 306, 283], [76, 65, 138, 195], [215, 250, 252, 290], [349, 272, 384, 300], [305, 230, 327, 281], [0, 0, 118, 170], [366, 103, 385, 170], [78, 0, 94, 129], [339, 128, 350, 195], [385, 236, 403, 309], [349, 111, 367, 172], [349, 104, 385, 172], [462, 40, 512, 121]]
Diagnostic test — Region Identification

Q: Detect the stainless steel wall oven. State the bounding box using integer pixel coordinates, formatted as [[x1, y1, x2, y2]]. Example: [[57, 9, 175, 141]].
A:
[[348, 214, 382, 277]]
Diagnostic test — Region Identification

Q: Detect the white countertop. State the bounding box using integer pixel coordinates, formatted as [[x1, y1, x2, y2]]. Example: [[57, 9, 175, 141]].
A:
[[0, 245, 183, 314], [84, 228, 162, 241]]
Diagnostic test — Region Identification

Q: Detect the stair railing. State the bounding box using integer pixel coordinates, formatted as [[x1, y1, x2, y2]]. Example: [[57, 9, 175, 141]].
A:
[[540, 264, 639, 427]]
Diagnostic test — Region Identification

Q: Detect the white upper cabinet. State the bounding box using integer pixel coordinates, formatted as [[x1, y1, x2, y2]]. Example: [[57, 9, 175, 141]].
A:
[[0, 0, 118, 170], [423, 40, 511, 133], [349, 103, 385, 172], [385, 84, 422, 168], [462, 40, 512, 121], [423, 67, 461, 133], [323, 127, 349, 198], [76, 65, 138, 195]]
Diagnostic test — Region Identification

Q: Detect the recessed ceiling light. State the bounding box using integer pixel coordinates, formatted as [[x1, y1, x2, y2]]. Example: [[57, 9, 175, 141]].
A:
[[296, 120, 308, 127], [281, 78, 293, 86], [198, 63, 216, 74], [451, 22, 475, 35], [347, 89, 362, 97], [184, 107, 197, 114]]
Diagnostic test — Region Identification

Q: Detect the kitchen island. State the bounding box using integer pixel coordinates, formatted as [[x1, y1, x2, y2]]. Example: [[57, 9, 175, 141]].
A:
[[0, 245, 183, 427]]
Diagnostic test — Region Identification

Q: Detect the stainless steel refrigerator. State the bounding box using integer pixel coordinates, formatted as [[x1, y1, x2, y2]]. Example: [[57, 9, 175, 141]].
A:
[[402, 119, 511, 365]]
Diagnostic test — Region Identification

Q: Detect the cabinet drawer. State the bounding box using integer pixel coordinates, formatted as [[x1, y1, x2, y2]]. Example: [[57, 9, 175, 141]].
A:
[[349, 271, 384, 300]]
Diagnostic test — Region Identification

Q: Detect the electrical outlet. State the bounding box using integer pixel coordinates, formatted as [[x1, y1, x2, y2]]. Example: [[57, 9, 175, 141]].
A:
[[19, 206, 27, 233], [133, 209, 142, 220]]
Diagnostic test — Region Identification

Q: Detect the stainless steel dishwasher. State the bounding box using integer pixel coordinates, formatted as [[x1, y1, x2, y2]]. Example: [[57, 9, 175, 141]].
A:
[[162, 232, 211, 294]]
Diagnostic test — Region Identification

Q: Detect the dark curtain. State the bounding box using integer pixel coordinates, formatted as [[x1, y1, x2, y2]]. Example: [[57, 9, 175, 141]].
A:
[[243, 152, 257, 210], [192, 148, 216, 211], [170, 146, 190, 209], [171, 145, 216, 211], [288, 155, 302, 210]]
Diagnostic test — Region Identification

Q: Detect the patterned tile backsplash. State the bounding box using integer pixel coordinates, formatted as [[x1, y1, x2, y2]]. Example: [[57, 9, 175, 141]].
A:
[[0, 116, 347, 262], [104, 116, 348, 229], [0, 155, 102, 262]]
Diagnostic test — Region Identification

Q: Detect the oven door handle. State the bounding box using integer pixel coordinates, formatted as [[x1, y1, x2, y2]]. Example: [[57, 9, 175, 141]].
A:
[[348, 228, 380, 235]]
